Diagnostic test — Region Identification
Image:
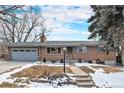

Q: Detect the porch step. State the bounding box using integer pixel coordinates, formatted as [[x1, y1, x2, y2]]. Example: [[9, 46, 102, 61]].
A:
[[75, 77, 91, 82], [72, 74, 89, 78], [69, 65, 96, 87], [77, 82, 95, 87]]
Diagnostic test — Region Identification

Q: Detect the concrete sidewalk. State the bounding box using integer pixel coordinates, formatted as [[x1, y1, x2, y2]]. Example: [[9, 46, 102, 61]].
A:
[[0, 61, 30, 74], [69, 65, 88, 76]]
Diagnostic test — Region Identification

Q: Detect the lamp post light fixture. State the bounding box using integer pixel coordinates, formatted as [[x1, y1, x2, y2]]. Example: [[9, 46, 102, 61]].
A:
[[119, 46, 122, 52], [63, 47, 67, 73]]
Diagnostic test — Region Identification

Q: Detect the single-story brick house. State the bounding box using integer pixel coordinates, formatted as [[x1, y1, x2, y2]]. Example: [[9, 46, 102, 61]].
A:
[[6, 35, 118, 65]]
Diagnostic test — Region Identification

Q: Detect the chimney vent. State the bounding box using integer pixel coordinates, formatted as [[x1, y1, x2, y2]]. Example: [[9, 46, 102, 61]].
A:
[[40, 34, 46, 42]]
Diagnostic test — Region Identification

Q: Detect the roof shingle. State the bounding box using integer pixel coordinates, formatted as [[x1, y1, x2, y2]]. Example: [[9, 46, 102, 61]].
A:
[[8, 41, 105, 47]]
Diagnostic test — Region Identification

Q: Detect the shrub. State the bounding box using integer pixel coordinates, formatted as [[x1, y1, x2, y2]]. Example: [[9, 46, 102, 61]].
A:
[[88, 60, 92, 63], [43, 57, 46, 63], [100, 61, 105, 64], [78, 58, 82, 63], [51, 60, 56, 63], [96, 59, 100, 64]]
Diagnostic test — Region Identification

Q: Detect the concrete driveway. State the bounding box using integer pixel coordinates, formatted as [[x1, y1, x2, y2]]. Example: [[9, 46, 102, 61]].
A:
[[0, 61, 31, 74]]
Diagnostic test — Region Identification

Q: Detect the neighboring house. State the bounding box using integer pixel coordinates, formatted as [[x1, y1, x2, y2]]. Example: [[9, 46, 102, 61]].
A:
[[7, 35, 117, 65], [0, 43, 8, 60]]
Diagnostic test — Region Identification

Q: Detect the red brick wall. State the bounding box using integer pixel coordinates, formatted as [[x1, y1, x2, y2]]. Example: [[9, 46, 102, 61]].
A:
[[7, 46, 116, 62], [40, 46, 116, 62], [72, 46, 116, 61], [39, 47, 63, 61]]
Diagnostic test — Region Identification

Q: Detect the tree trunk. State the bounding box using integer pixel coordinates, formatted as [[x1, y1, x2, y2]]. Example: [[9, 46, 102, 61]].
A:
[[122, 50, 124, 66]]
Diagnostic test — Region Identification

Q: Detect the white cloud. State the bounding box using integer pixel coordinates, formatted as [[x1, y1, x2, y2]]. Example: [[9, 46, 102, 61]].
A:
[[47, 27, 91, 41], [41, 5, 93, 41], [42, 5, 93, 23], [81, 31, 91, 35]]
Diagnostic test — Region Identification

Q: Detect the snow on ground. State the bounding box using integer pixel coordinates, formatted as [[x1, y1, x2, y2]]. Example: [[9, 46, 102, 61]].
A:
[[44, 61, 69, 67], [0, 61, 69, 84], [74, 63, 109, 67], [25, 82, 78, 88], [0, 61, 123, 88], [75, 62, 124, 88], [0, 62, 42, 84], [15, 75, 78, 88], [90, 69, 124, 88], [25, 74, 78, 88], [0, 61, 77, 88]]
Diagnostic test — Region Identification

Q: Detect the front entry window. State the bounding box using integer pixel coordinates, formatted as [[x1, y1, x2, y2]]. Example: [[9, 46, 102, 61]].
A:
[[47, 47, 61, 54], [67, 47, 73, 53]]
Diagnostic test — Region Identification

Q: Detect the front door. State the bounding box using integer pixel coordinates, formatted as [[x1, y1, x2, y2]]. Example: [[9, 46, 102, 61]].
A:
[[116, 53, 122, 65], [67, 47, 73, 60]]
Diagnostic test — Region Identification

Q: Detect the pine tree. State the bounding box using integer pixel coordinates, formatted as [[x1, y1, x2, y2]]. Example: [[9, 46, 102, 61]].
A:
[[88, 5, 124, 65]]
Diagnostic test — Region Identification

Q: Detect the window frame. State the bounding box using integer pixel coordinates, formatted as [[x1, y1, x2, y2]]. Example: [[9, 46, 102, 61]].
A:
[[13, 50, 18, 52], [76, 46, 88, 53], [47, 47, 62, 54], [97, 47, 103, 53], [19, 50, 24, 52], [25, 50, 31, 52]]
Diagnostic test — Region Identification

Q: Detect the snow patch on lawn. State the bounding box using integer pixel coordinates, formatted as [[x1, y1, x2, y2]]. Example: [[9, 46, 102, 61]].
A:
[[90, 69, 124, 88], [24, 74, 78, 88], [0, 62, 42, 84], [0, 62, 76, 88], [25, 82, 78, 88], [44, 61, 69, 67], [47, 63, 69, 67], [74, 63, 108, 67], [74, 63, 124, 88], [0, 61, 70, 84]]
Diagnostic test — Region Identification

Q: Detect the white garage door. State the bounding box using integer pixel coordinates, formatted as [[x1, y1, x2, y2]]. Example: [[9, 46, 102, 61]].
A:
[[11, 48, 38, 61]]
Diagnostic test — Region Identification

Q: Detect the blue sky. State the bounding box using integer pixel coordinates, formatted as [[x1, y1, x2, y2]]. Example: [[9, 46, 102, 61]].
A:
[[33, 5, 93, 41]]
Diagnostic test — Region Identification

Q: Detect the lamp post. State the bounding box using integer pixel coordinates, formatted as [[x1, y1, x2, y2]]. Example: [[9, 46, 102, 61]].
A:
[[63, 47, 67, 73]]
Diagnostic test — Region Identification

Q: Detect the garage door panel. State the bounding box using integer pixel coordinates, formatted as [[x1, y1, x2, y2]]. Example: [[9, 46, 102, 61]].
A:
[[11, 48, 38, 61]]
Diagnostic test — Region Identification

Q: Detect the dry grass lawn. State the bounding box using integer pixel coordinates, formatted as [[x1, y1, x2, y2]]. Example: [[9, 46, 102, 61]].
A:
[[0, 65, 73, 88], [0, 82, 18, 88], [11, 66, 73, 79], [91, 66, 123, 73], [80, 66, 95, 74], [80, 66, 122, 74]]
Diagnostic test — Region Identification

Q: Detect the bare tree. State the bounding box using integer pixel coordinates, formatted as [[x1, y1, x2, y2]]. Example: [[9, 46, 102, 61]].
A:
[[0, 6, 52, 43], [0, 5, 24, 24]]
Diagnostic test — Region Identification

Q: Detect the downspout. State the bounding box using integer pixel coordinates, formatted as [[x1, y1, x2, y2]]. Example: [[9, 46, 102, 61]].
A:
[[38, 45, 41, 62], [122, 49, 124, 66], [119, 45, 124, 66]]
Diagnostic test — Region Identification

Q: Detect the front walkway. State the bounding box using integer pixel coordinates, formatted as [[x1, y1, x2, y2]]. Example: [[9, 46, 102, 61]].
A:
[[69, 65, 88, 76], [69, 65, 95, 87], [0, 61, 30, 74]]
